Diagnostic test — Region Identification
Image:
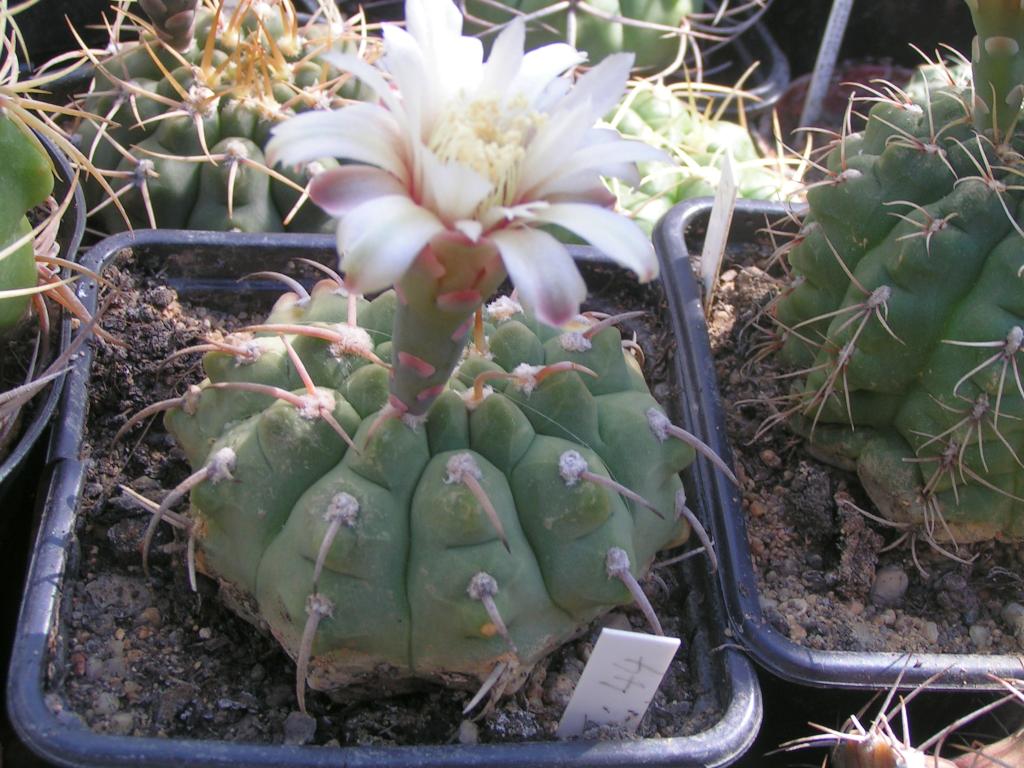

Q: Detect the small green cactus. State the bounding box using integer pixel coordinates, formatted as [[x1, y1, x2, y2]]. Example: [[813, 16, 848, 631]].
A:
[[608, 80, 799, 233], [140, 276, 714, 706], [770, 0, 1024, 546], [72, 0, 375, 233]]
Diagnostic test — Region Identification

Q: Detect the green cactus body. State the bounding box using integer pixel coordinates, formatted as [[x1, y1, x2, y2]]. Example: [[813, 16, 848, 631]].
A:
[[0, 118, 53, 330], [164, 279, 693, 693], [74, 1, 368, 233], [463, 0, 702, 73], [773, 4, 1024, 543], [611, 82, 794, 233]]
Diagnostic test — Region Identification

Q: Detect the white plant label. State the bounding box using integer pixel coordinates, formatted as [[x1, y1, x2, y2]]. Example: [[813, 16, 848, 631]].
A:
[[555, 628, 681, 738], [700, 151, 737, 314]]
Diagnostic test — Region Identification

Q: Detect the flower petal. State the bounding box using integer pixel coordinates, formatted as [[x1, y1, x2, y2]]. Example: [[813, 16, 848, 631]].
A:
[[557, 53, 633, 119], [309, 166, 407, 218], [513, 43, 586, 105], [489, 227, 587, 326], [339, 195, 446, 294], [266, 105, 407, 182], [419, 149, 492, 224], [480, 18, 525, 97], [532, 203, 658, 282], [527, 129, 669, 199], [381, 24, 431, 134], [405, 0, 483, 99], [320, 51, 405, 116], [517, 102, 598, 194]]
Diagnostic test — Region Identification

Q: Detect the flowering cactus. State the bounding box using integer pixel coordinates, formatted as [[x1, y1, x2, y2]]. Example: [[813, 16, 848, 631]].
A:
[[771, 0, 1024, 546], [129, 0, 729, 710]]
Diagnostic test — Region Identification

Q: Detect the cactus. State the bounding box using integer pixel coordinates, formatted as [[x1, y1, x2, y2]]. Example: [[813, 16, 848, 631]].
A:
[[769, 0, 1024, 546], [0, 117, 52, 330], [135, 275, 718, 707], [71, 0, 377, 233], [121, 0, 736, 709], [461, 0, 769, 77], [608, 79, 800, 233]]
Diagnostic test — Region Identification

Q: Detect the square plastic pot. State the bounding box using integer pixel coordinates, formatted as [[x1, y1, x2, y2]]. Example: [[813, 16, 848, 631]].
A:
[[653, 197, 1024, 692], [8, 228, 762, 768]]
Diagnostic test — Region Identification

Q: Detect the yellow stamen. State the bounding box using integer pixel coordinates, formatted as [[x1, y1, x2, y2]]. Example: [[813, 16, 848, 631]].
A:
[[428, 95, 543, 213]]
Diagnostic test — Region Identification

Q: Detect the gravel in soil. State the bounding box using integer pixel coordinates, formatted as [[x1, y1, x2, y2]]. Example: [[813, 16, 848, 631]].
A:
[[706, 242, 1024, 656], [48, 248, 724, 748]]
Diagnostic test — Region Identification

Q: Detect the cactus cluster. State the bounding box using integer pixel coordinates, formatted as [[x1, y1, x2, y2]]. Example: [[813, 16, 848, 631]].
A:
[[72, 0, 376, 233], [770, 0, 1024, 547], [608, 80, 799, 233], [136, 273, 714, 706]]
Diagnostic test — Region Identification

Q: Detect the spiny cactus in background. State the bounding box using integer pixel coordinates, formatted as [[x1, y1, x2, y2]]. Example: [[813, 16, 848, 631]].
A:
[[608, 79, 801, 233], [462, 0, 770, 77], [70, 0, 377, 233], [769, 0, 1024, 548], [128, 274, 722, 708]]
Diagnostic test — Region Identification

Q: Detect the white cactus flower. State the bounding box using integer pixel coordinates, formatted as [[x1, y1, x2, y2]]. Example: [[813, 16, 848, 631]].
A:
[[266, 0, 665, 326]]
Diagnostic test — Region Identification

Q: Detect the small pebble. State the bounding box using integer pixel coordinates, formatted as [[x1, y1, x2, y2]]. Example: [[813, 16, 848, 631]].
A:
[[748, 500, 767, 518], [922, 621, 939, 645], [94, 691, 120, 717], [872, 608, 896, 627], [283, 711, 317, 745], [600, 612, 632, 632], [1001, 602, 1024, 645], [108, 712, 134, 735], [198, 627, 213, 640], [720, 269, 737, 283], [969, 624, 992, 650], [458, 720, 480, 745], [785, 598, 808, 616], [870, 566, 909, 607], [138, 606, 162, 627], [759, 449, 782, 469]]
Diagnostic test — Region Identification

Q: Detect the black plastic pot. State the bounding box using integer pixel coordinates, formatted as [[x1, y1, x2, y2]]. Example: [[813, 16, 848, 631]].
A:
[[0, 133, 87, 501], [654, 197, 1024, 693], [9, 228, 762, 768]]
